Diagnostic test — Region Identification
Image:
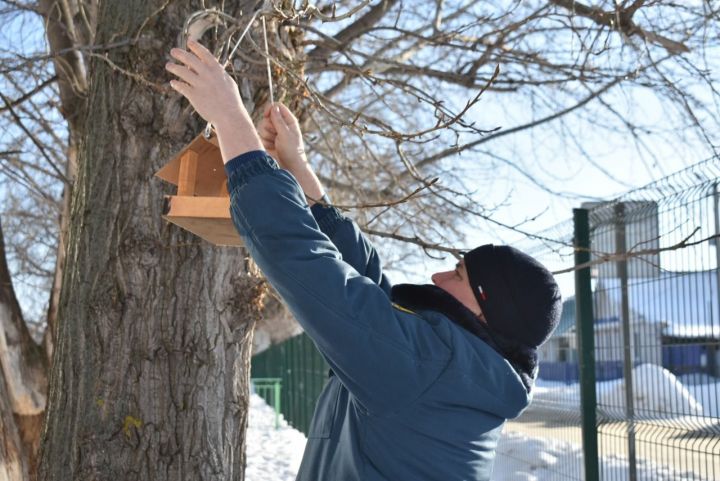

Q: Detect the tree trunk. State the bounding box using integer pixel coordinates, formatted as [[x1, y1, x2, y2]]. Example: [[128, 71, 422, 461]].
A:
[[39, 0, 90, 368], [0, 364, 27, 481], [0, 218, 48, 481], [37, 1, 279, 479]]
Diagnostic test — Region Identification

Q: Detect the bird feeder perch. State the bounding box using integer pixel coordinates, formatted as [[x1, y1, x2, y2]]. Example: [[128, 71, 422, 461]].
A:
[[155, 134, 242, 246]]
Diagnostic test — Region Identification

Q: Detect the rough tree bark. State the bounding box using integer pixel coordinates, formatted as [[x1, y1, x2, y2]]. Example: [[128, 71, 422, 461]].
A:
[[37, 0, 91, 367], [35, 1, 304, 479], [0, 219, 47, 481], [0, 361, 27, 481]]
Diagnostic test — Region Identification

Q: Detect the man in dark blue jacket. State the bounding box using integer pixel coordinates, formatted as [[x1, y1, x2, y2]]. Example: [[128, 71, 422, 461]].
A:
[[166, 40, 562, 481]]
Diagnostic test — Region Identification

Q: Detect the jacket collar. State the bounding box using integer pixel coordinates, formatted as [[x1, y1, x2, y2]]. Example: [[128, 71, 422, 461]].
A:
[[391, 284, 537, 392]]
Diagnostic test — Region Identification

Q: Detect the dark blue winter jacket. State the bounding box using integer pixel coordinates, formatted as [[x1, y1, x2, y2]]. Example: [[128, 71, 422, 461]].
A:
[[225, 150, 533, 481]]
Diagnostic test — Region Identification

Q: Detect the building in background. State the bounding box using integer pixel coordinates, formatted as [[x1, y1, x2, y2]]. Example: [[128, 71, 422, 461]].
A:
[[538, 200, 720, 383]]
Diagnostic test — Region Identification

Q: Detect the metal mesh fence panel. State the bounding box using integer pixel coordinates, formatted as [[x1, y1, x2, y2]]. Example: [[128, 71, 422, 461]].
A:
[[499, 157, 720, 480], [586, 162, 720, 481], [251, 332, 329, 435]]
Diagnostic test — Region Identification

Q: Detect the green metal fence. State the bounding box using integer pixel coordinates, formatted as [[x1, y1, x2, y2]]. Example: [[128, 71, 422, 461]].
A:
[[251, 157, 720, 480], [251, 332, 329, 435], [251, 378, 282, 428], [501, 157, 720, 480]]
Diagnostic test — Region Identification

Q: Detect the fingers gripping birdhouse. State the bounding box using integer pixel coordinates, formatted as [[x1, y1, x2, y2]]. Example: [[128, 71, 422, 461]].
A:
[[155, 134, 242, 246]]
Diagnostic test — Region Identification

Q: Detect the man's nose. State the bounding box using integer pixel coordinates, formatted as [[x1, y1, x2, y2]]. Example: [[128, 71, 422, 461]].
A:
[[431, 270, 452, 285]]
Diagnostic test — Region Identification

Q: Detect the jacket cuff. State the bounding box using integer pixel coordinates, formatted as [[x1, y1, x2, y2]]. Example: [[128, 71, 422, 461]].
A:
[[224, 150, 279, 192], [311, 201, 345, 238]]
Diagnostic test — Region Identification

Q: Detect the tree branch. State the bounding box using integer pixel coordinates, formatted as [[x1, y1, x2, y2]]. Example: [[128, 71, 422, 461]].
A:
[[553, 229, 716, 275], [550, 0, 690, 54], [307, 0, 400, 60]]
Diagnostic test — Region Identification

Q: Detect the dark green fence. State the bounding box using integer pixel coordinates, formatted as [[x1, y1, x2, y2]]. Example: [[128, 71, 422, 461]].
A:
[[251, 332, 329, 435]]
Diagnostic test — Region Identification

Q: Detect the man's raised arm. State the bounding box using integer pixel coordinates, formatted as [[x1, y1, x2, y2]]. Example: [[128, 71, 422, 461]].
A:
[[257, 103, 392, 295], [165, 41, 450, 413]]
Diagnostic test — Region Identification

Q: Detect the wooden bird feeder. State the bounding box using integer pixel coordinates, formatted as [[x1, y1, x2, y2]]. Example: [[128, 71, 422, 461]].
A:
[[155, 134, 242, 246]]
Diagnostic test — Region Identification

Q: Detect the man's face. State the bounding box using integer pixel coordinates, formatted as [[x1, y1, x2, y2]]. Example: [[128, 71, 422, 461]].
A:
[[431, 259, 485, 321]]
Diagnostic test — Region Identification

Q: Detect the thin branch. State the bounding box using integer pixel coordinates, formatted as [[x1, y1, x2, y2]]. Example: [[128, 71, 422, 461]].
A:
[[363, 227, 461, 257], [307, 177, 438, 210], [0, 91, 70, 185], [553, 228, 715, 275], [0, 75, 58, 113], [550, 0, 690, 54], [86, 52, 168, 92], [307, 0, 400, 60], [388, 73, 627, 190]]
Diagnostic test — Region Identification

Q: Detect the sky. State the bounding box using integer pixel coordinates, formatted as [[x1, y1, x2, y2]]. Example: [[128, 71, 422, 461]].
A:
[[391, 81, 719, 298], [1, 2, 719, 323], [299, 2, 720, 299]]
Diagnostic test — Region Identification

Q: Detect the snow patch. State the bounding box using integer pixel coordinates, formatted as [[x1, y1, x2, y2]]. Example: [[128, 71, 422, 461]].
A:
[[245, 394, 306, 481], [534, 364, 707, 420], [598, 364, 703, 419], [495, 431, 705, 481]]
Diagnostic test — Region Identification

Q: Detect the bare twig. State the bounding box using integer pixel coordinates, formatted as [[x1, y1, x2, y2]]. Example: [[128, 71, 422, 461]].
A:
[[553, 228, 715, 275]]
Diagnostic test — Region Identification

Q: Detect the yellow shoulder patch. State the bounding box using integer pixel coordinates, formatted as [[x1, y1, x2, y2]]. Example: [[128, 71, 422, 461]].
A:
[[392, 302, 416, 315]]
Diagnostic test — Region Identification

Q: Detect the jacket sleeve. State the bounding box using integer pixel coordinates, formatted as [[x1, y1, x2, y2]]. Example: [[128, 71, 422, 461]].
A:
[[225, 151, 451, 413], [310, 201, 392, 296]]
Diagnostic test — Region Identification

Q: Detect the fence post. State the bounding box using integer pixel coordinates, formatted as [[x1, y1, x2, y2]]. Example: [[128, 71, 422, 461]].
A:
[[274, 380, 281, 429], [574, 208, 600, 481], [713, 182, 720, 377], [615, 203, 638, 481]]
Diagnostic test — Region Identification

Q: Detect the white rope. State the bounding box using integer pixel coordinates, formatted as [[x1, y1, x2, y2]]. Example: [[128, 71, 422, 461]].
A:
[[262, 16, 274, 106], [222, 9, 261, 68]]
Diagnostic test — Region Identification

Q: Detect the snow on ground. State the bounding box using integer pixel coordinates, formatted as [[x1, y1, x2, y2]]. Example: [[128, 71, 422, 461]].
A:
[[534, 364, 715, 419], [494, 431, 705, 481], [682, 374, 720, 418], [245, 366, 720, 481], [601, 364, 703, 417], [245, 393, 306, 481]]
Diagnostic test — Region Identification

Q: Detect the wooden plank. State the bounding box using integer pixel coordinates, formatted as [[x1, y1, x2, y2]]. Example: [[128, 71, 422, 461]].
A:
[[161, 195, 242, 246], [163, 216, 242, 246], [155, 134, 226, 198], [177, 151, 198, 196], [193, 147, 226, 197], [163, 196, 230, 218]]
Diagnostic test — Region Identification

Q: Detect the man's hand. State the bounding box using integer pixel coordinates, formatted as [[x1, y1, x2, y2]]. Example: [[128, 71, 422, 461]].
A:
[[257, 102, 326, 205], [165, 39, 263, 162], [258, 103, 306, 169], [256, 104, 280, 161]]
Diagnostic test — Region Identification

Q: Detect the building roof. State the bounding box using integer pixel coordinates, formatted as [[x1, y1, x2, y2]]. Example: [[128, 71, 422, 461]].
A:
[[551, 270, 719, 339], [555, 297, 576, 337]]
